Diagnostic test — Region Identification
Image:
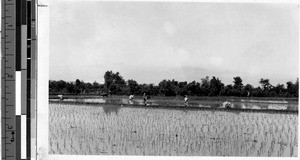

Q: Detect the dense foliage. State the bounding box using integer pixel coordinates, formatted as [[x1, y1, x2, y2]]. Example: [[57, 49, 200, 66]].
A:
[[49, 71, 299, 97]]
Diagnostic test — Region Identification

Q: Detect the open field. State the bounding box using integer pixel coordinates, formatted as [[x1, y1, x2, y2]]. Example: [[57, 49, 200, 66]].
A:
[[49, 101, 298, 156]]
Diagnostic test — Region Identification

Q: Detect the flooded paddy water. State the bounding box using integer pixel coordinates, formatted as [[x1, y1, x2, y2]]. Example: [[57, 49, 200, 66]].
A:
[[49, 98, 298, 156]]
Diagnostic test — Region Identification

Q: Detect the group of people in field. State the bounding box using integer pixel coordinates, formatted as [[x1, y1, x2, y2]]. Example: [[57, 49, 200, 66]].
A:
[[129, 93, 189, 106], [128, 93, 149, 106], [58, 91, 189, 106]]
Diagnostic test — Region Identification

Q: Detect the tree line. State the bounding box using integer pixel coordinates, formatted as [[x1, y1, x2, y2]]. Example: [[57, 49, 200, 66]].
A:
[[49, 70, 299, 98]]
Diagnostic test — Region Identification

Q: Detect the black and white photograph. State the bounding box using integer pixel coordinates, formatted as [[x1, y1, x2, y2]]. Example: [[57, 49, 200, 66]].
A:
[[47, 0, 298, 157]]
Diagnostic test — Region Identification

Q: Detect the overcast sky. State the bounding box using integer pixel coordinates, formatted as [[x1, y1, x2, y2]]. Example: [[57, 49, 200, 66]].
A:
[[50, 1, 299, 87]]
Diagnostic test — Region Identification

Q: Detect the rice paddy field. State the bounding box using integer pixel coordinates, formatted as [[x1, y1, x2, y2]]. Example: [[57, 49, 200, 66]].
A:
[[49, 98, 298, 157]]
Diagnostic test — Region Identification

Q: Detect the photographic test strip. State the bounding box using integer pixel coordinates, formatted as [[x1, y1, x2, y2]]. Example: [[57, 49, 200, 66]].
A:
[[2, 1, 17, 159], [2, 0, 37, 159]]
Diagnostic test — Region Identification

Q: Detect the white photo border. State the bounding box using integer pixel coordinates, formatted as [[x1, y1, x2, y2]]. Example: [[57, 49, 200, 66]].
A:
[[37, 0, 300, 160]]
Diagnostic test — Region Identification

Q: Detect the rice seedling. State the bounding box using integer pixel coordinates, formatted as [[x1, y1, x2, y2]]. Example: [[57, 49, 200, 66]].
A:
[[49, 102, 298, 156]]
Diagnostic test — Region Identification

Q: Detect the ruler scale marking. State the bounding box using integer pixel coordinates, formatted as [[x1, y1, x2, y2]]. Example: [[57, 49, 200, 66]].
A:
[[2, 0, 16, 159], [2, 0, 37, 159]]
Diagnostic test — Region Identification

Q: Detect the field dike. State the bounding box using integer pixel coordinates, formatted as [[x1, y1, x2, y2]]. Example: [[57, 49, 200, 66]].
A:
[[49, 102, 298, 156]]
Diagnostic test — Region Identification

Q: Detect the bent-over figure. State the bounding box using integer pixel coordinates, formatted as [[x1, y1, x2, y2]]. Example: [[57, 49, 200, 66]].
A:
[[184, 95, 188, 106]]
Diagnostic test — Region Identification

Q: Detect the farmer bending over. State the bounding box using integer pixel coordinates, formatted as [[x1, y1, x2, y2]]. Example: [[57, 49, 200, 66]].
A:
[[184, 95, 189, 106], [129, 94, 134, 104], [129, 95, 134, 100]]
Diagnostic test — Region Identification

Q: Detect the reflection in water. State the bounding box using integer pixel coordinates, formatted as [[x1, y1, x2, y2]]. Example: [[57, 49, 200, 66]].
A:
[[103, 105, 122, 115], [267, 104, 288, 110], [210, 103, 221, 108], [49, 98, 298, 112], [241, 99, 289, 104], [196, 101, 296, 111], [233, 102, 290, 110], [233, 103, 243, 109]]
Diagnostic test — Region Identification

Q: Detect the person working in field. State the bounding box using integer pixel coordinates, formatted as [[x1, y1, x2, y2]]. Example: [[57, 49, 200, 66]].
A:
[[129, 94, 134, 100], [184, 95, 189, 106], [58, 95, 64, 101], [143, 93, 148, 106], [129, 94, 134, 104]]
